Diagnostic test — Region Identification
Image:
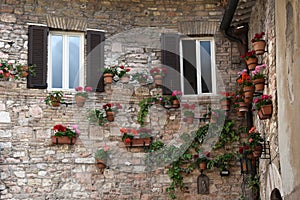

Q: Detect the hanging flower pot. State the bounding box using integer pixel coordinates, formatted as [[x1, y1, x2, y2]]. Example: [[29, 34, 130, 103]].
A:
[[261, 104, 273, 116], [238, 102, 248, 112], [153, 74, 163, 86], [172, 99, 180, 108], [106, 111, 114, 122], [96, 159, 107, 174], [51, 99, 61, 107], [253, 78, 265, 92], [75, 96, 86, 107], [251, 32, 266, 55], [199, 162, 207, 171], [243, 86, 254, 103], [246, 57, 258, 70], [236, 109, 245, 117], [104, 73, 114, 84], [253, 40, 266, 55], [51, 136, 76, 145], [120, 75, 130, 83], [220, 99, 231, 111], [253, 145, 263, 158]]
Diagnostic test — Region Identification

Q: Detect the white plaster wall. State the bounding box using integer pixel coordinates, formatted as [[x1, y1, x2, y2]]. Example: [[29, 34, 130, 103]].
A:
[[276, 0, 300, 199]]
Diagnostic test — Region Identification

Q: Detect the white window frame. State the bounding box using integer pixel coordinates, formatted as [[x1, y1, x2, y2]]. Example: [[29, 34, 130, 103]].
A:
[[179, 37, 216, 96], [48, 31, 84, 90]]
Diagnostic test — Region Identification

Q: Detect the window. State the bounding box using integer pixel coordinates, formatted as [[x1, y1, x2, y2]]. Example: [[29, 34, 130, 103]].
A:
[[180, 38, 216, 95], [28, 26, 105, 92], [48, 32, 84, 89]]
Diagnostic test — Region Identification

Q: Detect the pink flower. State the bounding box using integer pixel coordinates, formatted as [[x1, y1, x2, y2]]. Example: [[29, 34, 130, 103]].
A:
[[104, 145, 109, 151], [85, 86, 92, 92], [75, 86, 83, 91], [0, 70, 3, 74]]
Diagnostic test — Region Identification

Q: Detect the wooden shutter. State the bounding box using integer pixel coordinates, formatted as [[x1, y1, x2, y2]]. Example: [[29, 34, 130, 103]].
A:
[[27, 25, 48, 89], [161, 33, 180, 95], [87, 31, 105, 92]]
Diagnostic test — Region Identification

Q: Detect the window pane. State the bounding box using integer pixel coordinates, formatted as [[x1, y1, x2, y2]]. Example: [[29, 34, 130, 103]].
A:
[[51, 35, 63, 88], [182, 40, 197, 95], [200, 41, 212, 93], [68, 36, 80, 88]]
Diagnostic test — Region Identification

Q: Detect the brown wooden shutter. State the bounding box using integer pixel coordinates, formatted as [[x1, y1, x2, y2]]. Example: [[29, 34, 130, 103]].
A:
[[87, 31, 105, 92], [27, 25, 48, 89], [161, 33, 180, 95]]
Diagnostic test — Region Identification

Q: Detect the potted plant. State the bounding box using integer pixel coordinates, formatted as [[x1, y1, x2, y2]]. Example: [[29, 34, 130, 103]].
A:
[[197, 150, 210, 171], [237, 72, 254, 104], [131, 72, 153, 85], [44, 91, 64, 107], [120, 127, 152, 147], [219, 92, 233, 111], [116, 65, 130, 83], [253, 94, 273, 119], [183, 110, 194, 124], [15, 63, 36, 79], [170, 90, 182, 108], [241, 50, 258, 70], [51, 124, 80, 145], [103, 66, 117, 84], [87, 109, 108, 126], [150, 67, 167, 86], [247, 127, 264, 158], [0, 60, 14, 80], [74, 86, 92, 107], [95, 145, 109, 173], [251, 31, 266, 55], [251, 64, 267, 92], [103, 103, 114, 122], [207, 153, 234, 176]]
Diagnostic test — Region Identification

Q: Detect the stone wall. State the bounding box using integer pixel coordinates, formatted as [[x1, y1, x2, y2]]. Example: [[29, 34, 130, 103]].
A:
[[0, 0, 247, 199], [248, 0, 280, 200]]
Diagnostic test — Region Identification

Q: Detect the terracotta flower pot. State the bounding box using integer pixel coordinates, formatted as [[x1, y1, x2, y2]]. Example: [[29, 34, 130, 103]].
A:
[[243, 86, 254, 103], [172, 99, 180, 108], [257, 104, 272, 120], [253, 78, 265, 92], [153, 74, 163, 86], [199, 162, 207, 171], [120, 76, 130, 83], [51, 100, 60, 107], [253, 145, 263, 158], [246, 57, 258, 70], [124, 138, 152, 147], [236, 109, 245, 117], [51, 136, 76, 145], [238, 102, 248, 112], [253, 40, 266, 55], [220, 100, 231, 111], [96, 159, 107, 174], [75, 96, 86, 107], [106, 111, 114, 122], [104, 73, 114, 84]]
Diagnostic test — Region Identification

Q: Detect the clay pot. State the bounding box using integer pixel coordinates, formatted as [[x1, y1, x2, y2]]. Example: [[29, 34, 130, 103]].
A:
[[172, 99, 180, 108], [253, 40, 266, 55], [75, 96, 86, 107], [96, 159, 107, 174], [106, 111, 114, 122], [153, 75, 163, 86], [220, 100, 231, 111], [253, 145, 263, 158], [243, 86, 254, 103], [120, 76, 130, 83], [51, 136, 76, 145], [199, 162, 207, 171], [246, 57, 258, 70], [253, 78, 265, 92], [104, 73, 114, 84], [238, 102, 248, 112]]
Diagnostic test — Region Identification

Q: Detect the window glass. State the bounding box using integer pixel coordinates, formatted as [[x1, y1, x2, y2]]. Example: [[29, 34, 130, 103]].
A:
[[182, 40, 197, 95], [51, 35, 63, 88], [49, 32, 83, 89], [200, 41, 212, 93], [180, 38, 215, 95], [69, 36, 80, 88]]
